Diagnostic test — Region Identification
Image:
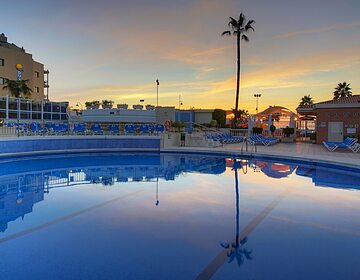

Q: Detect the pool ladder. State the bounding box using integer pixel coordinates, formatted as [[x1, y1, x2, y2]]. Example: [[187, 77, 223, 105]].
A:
[[240, 137, 257, 154]]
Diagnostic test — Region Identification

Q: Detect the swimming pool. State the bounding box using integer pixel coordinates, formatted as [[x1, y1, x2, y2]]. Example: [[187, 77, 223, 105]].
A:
[[0, 152, 359, 279]]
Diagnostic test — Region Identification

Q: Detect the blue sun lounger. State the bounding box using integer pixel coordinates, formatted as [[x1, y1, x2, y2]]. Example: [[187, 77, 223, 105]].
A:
[[323, 137, 359, 152], [248, 135, 279, 146], [108, 124, 119, 134], [91, 124, 103, 135], [73, 123, 86, 134], [124, 124, 136, 134]]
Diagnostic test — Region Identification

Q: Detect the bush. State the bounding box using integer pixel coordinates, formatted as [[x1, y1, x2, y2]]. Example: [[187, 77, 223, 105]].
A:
[[270, 125, 276, 134], [212, 109, 226, 127], [282, 126, 295, 137], [309, 132, 316, 142], [252, 127, 263, 134]]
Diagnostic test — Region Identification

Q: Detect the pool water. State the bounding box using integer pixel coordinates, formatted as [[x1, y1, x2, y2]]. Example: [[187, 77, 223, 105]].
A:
[[0, 153, 359, 279]]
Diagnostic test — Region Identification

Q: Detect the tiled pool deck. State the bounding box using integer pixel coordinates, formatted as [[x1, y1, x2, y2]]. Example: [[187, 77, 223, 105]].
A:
[[0, 135, 359, 169], [162, 142, 360, 169]]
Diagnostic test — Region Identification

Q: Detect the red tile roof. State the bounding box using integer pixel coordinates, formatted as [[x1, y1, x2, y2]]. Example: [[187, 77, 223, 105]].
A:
[[316, 95, 360, 105]]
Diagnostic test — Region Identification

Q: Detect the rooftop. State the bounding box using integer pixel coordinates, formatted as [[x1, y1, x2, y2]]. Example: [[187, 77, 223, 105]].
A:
[[0, 33, 26, 53], [316, 95, 360, 105]]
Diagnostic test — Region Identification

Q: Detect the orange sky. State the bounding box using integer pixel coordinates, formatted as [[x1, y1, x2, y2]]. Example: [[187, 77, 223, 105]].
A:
[[1, 0, 359, 112]]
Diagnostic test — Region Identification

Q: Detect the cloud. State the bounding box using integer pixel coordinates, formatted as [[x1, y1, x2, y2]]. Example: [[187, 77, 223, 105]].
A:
[[276, 20, 360, 39]]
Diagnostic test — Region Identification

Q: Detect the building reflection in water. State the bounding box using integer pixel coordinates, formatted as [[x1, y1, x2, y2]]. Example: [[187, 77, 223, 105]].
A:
[[0, 153, 359, 235]]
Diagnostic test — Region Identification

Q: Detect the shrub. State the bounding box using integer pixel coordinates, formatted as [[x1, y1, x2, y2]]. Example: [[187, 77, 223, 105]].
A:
[[252, 127, 263, 134], [270, 125, 276, 135], [282, 126, 295, 137], [309, 132, 316, 141]]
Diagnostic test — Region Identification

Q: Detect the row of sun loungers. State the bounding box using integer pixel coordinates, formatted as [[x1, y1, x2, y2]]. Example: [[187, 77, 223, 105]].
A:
[[3, 122, 165, 135], [323, 137, 360, 153], [206, 133, 245, 144], [247, 134, 280, 146]]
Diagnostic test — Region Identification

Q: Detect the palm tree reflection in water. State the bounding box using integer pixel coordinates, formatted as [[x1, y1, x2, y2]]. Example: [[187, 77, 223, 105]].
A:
[[220, 159, 252, 267]]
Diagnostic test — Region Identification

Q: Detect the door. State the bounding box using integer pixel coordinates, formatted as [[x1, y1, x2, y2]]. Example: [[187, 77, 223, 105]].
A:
[[328, 122, 343, 142]]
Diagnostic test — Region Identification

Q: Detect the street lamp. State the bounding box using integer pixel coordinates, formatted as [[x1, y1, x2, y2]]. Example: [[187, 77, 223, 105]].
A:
[[156, 79, 159, 107], [254, 93, 261, 114], [178, 94, 183, 110]]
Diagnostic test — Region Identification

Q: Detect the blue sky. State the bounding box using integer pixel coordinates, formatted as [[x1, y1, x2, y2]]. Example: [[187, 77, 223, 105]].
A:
[[1, 0, 359, 112]]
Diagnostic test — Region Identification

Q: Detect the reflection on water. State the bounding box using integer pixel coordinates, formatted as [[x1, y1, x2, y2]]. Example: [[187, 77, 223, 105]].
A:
[[1, 153, 359, 234], [0, 153, 360, 279], [221, 160, 252, 268]]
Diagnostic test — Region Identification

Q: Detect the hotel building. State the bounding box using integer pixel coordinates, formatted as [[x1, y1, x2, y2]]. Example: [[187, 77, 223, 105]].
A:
[[0, 33, 48, 100]]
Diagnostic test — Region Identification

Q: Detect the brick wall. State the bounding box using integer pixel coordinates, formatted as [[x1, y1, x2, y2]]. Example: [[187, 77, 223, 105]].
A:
[[316, 108, 360, 143]]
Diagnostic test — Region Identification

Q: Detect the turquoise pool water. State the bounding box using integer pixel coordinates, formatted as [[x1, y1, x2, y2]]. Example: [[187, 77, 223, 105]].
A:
[[0, 153, 359, 279]]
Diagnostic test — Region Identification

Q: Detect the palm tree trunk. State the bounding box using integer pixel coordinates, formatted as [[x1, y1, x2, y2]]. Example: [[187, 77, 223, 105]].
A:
[[234, 161, 240, 247], [235, 33, 241, 120]]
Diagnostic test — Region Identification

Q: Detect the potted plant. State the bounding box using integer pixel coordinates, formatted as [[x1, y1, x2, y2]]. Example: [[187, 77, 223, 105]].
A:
[[282, 126, 295, 142], [117, 104, 128, 109], [133, 104, 144, 110], [85, 101, 100, 109], [309, 132, 316, 144], [252, 127, 263, 135], [101, 100, 114, 109], [172, 121, 185, 132], [85, 101, 92, 110], [270, 124, 276, 136], [145, 104, 155, 110]]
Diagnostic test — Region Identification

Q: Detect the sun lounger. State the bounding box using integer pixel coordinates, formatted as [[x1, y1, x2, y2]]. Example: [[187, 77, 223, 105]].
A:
[[124, 124, 136, 134], [73, 123, 86, 134], [248, 134, 279, 146], [323, 137, 358, 152], [155, 124, 165, 133], [90, 124, 103, 135], [108, 124, 119, 134], [140, 124, 150, 134]]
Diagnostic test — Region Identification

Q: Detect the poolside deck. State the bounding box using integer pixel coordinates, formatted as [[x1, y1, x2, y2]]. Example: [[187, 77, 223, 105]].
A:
[[162, 142, 360, 169]]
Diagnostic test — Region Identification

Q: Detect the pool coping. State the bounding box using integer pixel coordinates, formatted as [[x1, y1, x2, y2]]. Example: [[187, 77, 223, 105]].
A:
[[0, 136, 358, 171], [160, 147, 360, 171]]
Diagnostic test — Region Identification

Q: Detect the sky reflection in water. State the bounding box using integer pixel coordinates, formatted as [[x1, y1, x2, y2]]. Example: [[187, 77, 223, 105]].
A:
[[0, 153, 359, 280]]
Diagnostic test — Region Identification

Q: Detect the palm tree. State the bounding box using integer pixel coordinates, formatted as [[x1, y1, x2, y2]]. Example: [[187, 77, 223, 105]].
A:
[[220, 159, 252, 267], [19, 80, 32, 98], [2, 79, 21, 97], [299, 94, 314, 106], [222, 13, 255, 124], [333, 82, 352, 100], [2, 79, 32, 98], [231, 108, 248, 127]]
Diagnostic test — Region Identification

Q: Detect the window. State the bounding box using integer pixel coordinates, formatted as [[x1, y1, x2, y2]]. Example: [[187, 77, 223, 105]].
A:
[[35, 71, 40, 78], [35, 87, 40, 93], [0, 77, 4, 85], [0, 58, 4, 66]]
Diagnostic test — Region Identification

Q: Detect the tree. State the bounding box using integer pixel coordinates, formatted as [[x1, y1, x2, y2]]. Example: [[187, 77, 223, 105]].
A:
[[212, 109, 226, 127], [19, 80, 32, 98], [220, 159, 252, 267], [333, 82, 352, 100], [222, 13, 255, 122], [2, 79, 32, 98], [299, 94, 314, 106], [231, 109, 248, 128]]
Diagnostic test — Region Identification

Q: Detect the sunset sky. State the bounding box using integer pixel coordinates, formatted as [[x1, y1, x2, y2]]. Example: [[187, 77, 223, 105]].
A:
[[1, 0, 359, 112]]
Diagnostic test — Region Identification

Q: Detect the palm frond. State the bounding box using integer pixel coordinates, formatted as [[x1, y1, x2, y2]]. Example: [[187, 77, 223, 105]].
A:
[[221, 30, 231, 36], [241, 34, 249, 42], [228, 17, 238, 29], [238, 13, 246, 27], [245, 20, 255, 31]]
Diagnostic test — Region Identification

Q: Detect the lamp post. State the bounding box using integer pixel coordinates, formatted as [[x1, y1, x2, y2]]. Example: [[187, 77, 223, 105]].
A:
[[178, 94, 183, 110], [156, 79, 159, 107], [254, 93, 261, 115]]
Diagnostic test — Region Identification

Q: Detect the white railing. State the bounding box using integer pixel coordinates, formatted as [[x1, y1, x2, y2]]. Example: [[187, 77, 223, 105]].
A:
[[230, 129, 248, 137]]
